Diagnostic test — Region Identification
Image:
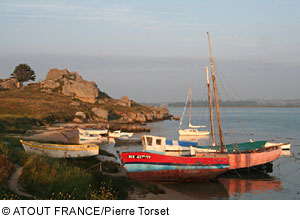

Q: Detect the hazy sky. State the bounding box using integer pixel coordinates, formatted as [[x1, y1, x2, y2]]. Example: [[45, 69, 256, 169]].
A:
[[1, 0, 299, 102]]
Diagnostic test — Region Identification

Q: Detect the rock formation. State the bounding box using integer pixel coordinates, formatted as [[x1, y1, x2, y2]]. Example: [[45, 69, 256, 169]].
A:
[[0, 78, 22, 89], [92, 108, 109, 121], [41, 68, 99, 103]]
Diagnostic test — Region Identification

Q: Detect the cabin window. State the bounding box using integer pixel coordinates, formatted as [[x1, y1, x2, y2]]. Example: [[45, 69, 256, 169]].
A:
[[146, 137, 153, 146], [156, 139, 161, 145]]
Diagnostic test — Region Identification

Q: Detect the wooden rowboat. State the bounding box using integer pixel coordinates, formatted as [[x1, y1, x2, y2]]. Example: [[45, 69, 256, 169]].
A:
[[118, 151, 229, 182], [20, 140, 99, 158]]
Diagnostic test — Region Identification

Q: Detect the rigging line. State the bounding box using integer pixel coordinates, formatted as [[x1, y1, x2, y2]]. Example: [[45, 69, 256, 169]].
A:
[[215, 76, 236, 146], [220, 100, 235, 147], [232, 168, 244, 179], [213, 61, 275, 140], [215, 66, 251, 140]]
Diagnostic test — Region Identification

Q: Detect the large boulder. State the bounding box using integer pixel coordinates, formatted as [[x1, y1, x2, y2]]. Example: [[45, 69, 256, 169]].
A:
[[92, 108, 108, 121], [62, 80, 99, 103], [42, 68, 100, 103], [40, 79, 60, 89], [0, 78, 21, 89], [116, 96, 131, 107], [46, 68, 69, 81]]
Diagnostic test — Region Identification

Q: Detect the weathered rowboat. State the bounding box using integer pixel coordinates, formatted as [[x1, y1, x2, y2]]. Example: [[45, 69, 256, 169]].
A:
[[20, 140, 99, 158], [118, 151, 229, 182], [265, 142, 291, 150], [78, 128, 108, 141]]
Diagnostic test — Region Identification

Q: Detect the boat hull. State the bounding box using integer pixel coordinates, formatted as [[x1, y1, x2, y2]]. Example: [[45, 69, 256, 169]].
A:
[[21, 140, 99, 158], [265, 142, 291, 150], [119, 151, 229, 182], [179, 129, 210, 136], [196, 146, 282, 170], [228, 146, 282, 170]]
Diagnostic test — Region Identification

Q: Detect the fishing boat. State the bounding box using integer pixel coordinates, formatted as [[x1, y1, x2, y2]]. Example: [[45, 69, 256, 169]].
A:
[[198, 32, 282, 170], [20, 140, 99, 158], [142, 32, 282, 171], [118, 151, 229, 182], [78, 127, 108, 141], [178, 85, 210, 136], [108, 130, 134, 138]]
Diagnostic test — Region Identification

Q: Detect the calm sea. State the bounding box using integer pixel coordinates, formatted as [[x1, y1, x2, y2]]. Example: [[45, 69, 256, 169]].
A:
[[106, 107, 300, 200]]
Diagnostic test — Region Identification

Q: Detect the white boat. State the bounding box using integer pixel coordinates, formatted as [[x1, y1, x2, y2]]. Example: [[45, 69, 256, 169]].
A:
[[78, 128, 108, 141], [108, 130, 134, 138], [265, 142, 291, 150], [20, 140, 99, 158], [178, 85, 210, 136]]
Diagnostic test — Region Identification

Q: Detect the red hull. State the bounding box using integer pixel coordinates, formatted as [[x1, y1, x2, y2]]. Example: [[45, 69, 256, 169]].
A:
[[119, 152, 229, 182], [127, 169, 228, 182], [120, 151, 229, 165]]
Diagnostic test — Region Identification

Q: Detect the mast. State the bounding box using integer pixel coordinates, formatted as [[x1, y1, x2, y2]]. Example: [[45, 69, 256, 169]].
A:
[[207, 32, 225, 152], [189, 84, 192, 127], [206, 66, 216, 146]]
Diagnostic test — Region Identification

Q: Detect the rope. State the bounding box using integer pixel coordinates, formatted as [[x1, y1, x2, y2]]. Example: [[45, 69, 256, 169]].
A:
[[85, 162, 102, 171]]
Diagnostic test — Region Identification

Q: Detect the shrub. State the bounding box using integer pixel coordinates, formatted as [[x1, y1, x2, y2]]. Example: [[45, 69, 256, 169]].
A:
[[20, 155, 92, 199]]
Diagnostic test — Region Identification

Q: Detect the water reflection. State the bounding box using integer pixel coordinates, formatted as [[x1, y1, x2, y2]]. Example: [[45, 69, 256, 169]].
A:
[[281, 151, 291, 157], [218, 177, 282, 199], [160, 181, 229, 200], [158, 173, 282, 199], [179, 135, 209, 144]]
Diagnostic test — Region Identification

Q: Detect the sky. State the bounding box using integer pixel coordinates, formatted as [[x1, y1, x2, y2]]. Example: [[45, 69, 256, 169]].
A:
[[0, 0, 300, 102]]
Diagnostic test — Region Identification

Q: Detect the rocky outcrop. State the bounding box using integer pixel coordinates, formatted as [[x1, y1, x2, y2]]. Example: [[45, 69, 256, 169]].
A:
[[46, 68, 69, 81], [62, 80, 99, 103], [92, 108, 108, 121], [116, 96, 131, 107], [40, 80, 60, 89], [0, 78, 22, 89], [111, 106, 172, 124], [40, 68, 100, 103]]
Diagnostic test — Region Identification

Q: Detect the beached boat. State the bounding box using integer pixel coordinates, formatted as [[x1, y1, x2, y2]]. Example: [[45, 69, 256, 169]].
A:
[[78, 127, 108, 141], [20, 140, 99, 158], [178, 85, 210, 136], [118, 151, 229, 182], [114, 136, 141, 145], [109, 130, 134, 138]]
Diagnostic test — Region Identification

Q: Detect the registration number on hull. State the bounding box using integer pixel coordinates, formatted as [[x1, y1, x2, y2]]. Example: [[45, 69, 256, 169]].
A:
[[128, 154, 151, 159]]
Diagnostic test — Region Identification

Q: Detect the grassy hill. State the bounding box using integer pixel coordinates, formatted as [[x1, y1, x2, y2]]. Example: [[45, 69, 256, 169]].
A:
[[0, 83, 156, 133]]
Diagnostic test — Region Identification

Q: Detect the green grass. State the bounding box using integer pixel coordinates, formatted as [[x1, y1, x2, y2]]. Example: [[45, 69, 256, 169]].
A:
[[0, 84, 156, 128], [0, 137, 165, 200], [0, 84, 166, 200]]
